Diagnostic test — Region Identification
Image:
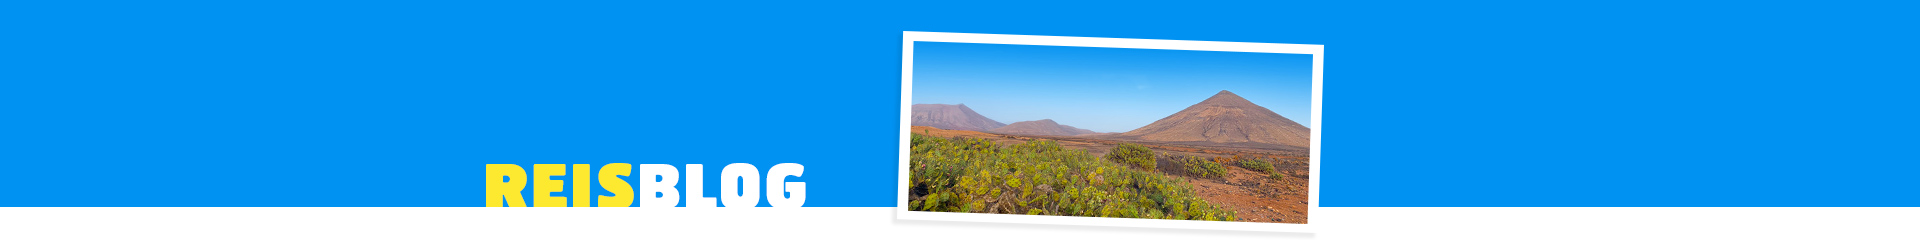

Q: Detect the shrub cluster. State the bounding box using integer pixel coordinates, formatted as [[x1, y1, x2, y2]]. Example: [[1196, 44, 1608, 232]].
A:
[[1179, 156, 1230, 178], [1233, 158, 1274, 173], [909, 134, 1236, 221], [1103, 143, 1156, 171]]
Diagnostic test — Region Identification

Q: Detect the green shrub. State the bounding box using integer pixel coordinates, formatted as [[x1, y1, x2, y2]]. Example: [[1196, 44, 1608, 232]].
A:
[[1268, 171, 1287, 181], [1180, 156, 1229, 178], [1234, 158, 1274, 173], [1010, 140, 1064, 154], [1104, 143, 1156, 171], [909, 134, 1235, 221]]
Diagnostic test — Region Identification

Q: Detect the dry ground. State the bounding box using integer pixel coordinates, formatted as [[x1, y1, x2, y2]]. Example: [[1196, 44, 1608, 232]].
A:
[[909, 126, 1309, 223]]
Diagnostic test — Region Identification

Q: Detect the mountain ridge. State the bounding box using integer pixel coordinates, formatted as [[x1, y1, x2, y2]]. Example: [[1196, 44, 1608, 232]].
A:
[[910, 103, 1006, 131], [1116, 90, 1310, 148], [989, 119, 1100, 136]]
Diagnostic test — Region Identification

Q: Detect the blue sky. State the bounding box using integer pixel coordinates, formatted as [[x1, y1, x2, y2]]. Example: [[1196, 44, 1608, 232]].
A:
[[912, 42, 1314, 133]]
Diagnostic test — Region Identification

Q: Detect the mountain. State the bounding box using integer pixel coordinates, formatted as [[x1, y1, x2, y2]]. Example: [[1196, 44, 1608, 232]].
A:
[[1118, 90, 1310, 148], [910, 104, 1006, 131], [989, 119, 1099, 136]]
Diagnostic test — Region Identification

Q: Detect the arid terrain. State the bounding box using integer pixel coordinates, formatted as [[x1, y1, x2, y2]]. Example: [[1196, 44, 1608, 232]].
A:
[[912, 126, 1309, 223], [908, 90, 1311, 224]]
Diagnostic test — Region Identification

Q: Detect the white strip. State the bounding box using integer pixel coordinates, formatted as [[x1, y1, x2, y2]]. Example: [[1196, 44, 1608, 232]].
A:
[[903, 31, 1322, 54], [1313, 207, 1920, 240], [6, 207, 1915, 239], [0, 207, 1309, 240]]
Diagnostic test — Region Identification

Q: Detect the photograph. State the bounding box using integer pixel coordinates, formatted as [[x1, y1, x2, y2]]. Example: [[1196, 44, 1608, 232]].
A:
[[900, 33, 1320, 228]]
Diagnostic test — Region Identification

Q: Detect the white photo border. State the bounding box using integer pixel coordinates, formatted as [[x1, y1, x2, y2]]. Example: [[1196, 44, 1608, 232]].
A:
[[897, 31, 1323, 233]]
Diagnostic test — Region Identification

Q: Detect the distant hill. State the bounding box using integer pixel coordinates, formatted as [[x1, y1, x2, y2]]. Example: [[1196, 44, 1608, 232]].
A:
[[910, 104, 1006, 131], [989, 119, 1099, 136], [1118, 90, 1310, 148]]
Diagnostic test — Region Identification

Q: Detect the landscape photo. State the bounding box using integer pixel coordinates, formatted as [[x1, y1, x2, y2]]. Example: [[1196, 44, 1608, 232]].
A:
[[906, 41, 1316, 224]]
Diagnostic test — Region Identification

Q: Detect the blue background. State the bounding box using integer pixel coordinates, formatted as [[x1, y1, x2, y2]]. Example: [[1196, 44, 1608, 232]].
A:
[[2, 1, 1916, 207]]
